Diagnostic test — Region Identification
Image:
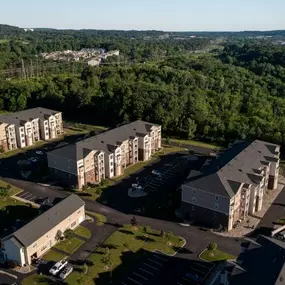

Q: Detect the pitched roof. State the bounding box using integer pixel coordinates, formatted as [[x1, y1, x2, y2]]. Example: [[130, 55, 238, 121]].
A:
[[10, 194, 85, 247], [230, 235, 285, 285], [49, 120, 160, 161], [184, 140, 280, 198], [0, 107, 60, 127]]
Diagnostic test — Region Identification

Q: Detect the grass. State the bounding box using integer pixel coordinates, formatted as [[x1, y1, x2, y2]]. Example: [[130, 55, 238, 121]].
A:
[[42, 249, 67, 262], [277, 218, 285, 225], [167, 138, 219, 150], [81, 179, 115, 200], [22, 275, 54, 285], [64, 121, 108, 136], [0, 179, 22, 197], [66, 224, 184, 285], [86, 211, 107, 226], [200, 249, 236, 262], [54, 237, 85, 254], [74, 225, 91, 239]]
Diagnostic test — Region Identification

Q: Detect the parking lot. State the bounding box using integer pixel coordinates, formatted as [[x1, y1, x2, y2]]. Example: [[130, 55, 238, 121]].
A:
[[176, 261, 214, 285], [16, 190, 43, 203]]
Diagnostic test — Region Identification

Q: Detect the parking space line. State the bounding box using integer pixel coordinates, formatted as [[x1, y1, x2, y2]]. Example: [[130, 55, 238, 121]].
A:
[[189, 266, 207, 276], [194, 262, 213, 270], [24, 193, 33, 200], [143, 263, 159, 271], [29, 196, 38, 201], [182, 277, 197, 284], [128, 277, 143, 285], [153, 255, 167, 261], [121, 282, 127, 285], [148, 259, 163, 266], [139, 268, 153, 275], [133, 272, 148, 280], [18, 192, 28, 198]]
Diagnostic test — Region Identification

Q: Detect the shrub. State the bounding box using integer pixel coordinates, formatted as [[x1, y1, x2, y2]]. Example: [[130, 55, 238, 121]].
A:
[[207, 242, 217, 251], [64, 229, 74, 239]]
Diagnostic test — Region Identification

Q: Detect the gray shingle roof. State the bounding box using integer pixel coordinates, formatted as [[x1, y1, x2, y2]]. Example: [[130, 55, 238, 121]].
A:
[[230, 235, 285, 285], [11, 194, 85, 247], [49, 120, 159, 161], [0, 107, 60, 127], [184, 140, 280, 198]]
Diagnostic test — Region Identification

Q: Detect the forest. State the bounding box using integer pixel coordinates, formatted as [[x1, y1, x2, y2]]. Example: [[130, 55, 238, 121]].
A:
[[1, 25, 285, 146]]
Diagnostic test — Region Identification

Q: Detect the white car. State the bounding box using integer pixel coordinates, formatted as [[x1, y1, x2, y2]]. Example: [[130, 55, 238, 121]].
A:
[[59, 265, 73, 280], [151, 170, 162, 177], [36, 150, 44, 155], [49, 259, 68, 276], [132, 183, 143, 190]]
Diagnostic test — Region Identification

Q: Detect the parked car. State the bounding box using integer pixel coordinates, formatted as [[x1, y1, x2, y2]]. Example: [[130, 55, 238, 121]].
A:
[[36, 150, 44, 155], [185, 272, 201, 282], [276, 230, 285, 241], [151, 170, 162, 177], [28, 157, 38, 163], [59, 265, 73, 280], [49, 259, 68, 275]]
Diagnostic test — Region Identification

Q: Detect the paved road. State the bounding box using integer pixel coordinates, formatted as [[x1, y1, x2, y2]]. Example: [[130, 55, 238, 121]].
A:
[[3, 176, 242, 258]]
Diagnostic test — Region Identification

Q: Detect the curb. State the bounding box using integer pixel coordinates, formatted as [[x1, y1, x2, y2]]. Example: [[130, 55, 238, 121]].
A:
[[11, 195, 40, 208], [198, 248, 210, 262], [0, 270, 17, 279], [154, 236, 186, 257]]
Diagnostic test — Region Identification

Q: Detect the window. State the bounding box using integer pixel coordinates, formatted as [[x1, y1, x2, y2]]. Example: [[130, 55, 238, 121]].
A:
[[21, 139, 25, 144], [192, 189, 196, 194], [77, 210, 81, 214], [71, 221, 76, 227], [45, 132, 49, 136], [192, 205, 195, 211], [33, 242, 37, 248], [44, 121, 48, 126], [68, 174, 72, 178], [21, 134, 24, 138], [214, 203, 219, 209], [192, 197, 196, 203], [41, 245, 48, 252], [215, 195, 219, 201]]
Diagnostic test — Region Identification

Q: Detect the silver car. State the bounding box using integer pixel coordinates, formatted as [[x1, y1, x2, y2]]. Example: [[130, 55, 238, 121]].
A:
[[59, 265, 73, 280]]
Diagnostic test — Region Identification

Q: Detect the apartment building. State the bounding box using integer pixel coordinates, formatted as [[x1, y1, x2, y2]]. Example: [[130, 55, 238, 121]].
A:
[[181, 140, 280, 231], [0, 107, 63, 151], [1, 194, 85, 266], [47, 120, 161, 189]]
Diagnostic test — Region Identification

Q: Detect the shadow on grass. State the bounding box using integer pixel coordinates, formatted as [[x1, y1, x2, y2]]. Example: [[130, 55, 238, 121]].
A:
[[118, 229, 134, 235], [135, 236, 155, 243]]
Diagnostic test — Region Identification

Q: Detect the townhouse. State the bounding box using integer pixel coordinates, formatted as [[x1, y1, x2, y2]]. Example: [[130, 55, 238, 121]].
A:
[[1, 194, 85, 266], [0, 107, 63, 151], [181, 140, 280, 231], [47, 120, 161, 189]]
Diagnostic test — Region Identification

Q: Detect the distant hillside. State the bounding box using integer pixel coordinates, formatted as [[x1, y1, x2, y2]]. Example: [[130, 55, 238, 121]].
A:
[[0, 24, 23, 35]]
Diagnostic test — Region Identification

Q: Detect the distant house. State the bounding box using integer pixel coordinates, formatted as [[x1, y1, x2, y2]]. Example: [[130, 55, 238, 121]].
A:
[[1, 194, 85, 266]]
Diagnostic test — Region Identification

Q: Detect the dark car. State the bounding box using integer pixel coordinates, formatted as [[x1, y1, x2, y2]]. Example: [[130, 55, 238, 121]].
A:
[[185, 272, 201, 282]]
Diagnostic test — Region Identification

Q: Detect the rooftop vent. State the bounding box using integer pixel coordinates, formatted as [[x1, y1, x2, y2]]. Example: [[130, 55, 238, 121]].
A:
[[239, 169, 242, 172], [16, 117, 18, 119], [101, 141, 104, 143], [133, 128, 136, 131]]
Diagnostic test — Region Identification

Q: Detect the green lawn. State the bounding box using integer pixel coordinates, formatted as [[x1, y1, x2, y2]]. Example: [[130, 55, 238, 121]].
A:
[[22, 275, 55, 285], [0, 179, 22, 197], [167, 138, 219, 150], [66, 224, 184, 285], [74, 225, 91, 239], [54, 237, 85, 254], [277, 218, 285, 225], [86, 211, 107, 226], [42, 249, 67, 262], [200, 249, 236, 262], [81, 179, 115, 200]]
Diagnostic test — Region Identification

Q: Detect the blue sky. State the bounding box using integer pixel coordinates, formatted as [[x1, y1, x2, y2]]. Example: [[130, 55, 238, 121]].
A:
[[1, 0, 284, 31]]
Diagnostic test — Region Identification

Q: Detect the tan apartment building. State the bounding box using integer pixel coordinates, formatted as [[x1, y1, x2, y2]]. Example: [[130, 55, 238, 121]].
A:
[[0, 107, 63, 151], [47, 120, 161, 189], [181, 140, 280, 231], [1, 194, 85, 266]]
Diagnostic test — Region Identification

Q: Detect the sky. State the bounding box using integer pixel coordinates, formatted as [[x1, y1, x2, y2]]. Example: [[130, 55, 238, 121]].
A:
[[1, 0, 284, 31]]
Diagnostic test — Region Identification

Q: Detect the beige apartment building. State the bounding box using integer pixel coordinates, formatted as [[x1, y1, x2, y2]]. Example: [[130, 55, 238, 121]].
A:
[[0, 107, 63, 151], [47, 120, 161, 189], [181, 140, 280, 231], [1, 194, 85, 266]]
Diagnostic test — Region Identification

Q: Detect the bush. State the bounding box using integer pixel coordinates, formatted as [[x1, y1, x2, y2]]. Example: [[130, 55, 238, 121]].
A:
[[207, 242, 217, 251], [64, 229, 74, 239]]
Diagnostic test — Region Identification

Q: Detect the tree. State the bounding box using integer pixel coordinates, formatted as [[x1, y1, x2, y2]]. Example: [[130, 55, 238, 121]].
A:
[[186, 118, 197, 139], [207, 242, 217, 256], [55, 230, 63, 241], [64, 229, 74, 239], [131, 216, 138, 228]]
